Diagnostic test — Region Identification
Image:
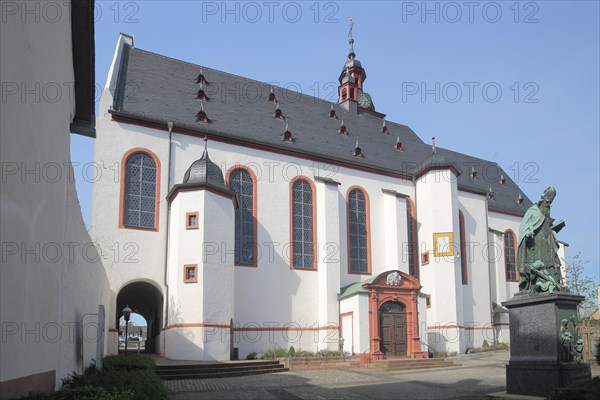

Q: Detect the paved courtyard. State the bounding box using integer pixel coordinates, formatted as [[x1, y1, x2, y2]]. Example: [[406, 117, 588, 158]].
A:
[[166, 351, 512, 400]]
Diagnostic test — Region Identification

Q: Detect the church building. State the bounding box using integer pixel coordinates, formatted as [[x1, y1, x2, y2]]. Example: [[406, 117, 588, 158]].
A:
[[92, 29, 541, 361]]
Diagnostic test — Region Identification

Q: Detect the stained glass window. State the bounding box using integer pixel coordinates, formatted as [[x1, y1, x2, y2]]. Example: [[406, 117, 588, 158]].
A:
[[504, 231, 517, 281], [124, 153, 157, 228], [348, 189, 369, 273], [229, 169, 255, 265], [291, 179, 314, 269]]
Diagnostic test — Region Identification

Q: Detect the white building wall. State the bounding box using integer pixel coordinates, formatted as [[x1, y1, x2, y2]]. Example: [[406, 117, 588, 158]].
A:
[[416, 169, 462, 353], [340, 294, 370, 354], [488, 211, 522, 342], [1, 2, 110, 395]]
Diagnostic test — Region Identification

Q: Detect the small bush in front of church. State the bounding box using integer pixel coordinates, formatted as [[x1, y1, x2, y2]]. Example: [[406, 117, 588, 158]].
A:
[[595, 340, 600, 365]]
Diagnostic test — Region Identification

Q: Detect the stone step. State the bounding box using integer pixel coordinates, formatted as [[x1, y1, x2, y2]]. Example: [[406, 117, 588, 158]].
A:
[[156, 361, 288, 380], [369, 358, 455, 371]]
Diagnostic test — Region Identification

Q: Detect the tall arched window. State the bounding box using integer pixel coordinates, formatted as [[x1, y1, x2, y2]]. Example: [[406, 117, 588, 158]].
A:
[[504, 230, 518, 282], [347, 187, 370, 274], [290, 177, 316, 269], [228, 168, 256, 266], [459, 210, 468, 285], [122, 150, 159, 230], [406, 198, 418, 278]]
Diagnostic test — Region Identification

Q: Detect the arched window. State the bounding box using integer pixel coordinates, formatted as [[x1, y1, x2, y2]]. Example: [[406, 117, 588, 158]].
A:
[[228, 168, 256, 266], [459, 210, 468, 285], [290, 178, 316, 269], [348, 187, 370, 274], [504, 230, 518, 282], [122, 150, 159, 230], [406, 198, 418, 278]]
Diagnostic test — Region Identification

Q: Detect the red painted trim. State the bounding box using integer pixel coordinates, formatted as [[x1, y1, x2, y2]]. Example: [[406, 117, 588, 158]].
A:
[[421, 252, 430, 266], [110, 114, 414, 181], [226, 166, 258, 267], [108, 327, 119, 333], [364, 271, 423, 359], [289, 176, 318, 271], [234, 325, 337, 332], [488, 206, 526, 218], [340, 311, 354, 355], [426, 325, 494, 330], [459, 210, 468, 285], [119, 147, 161, 232], [406, 197, 419, 280], [504, 229, 519, 282], [346, 186, 372, 275], [162, 322, 229, 331], [358, 107, 386, 119], [161, 323, 338, 332], [186, 212, 199, 229], [183, 264, 198, 283]]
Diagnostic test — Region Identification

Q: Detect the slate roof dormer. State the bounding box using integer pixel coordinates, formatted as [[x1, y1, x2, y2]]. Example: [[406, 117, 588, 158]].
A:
[[110, 40, 533, 216]]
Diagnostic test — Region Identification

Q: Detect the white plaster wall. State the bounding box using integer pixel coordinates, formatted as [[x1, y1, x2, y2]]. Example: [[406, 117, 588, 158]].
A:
[[457, 192, 493, 348], [1, 2, 110, 392], [416, 170, 462, 352], [340, 294, 370, 354]]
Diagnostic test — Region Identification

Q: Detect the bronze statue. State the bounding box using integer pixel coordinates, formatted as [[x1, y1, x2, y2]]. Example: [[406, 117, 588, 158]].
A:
[[517, 187, 565, 294]]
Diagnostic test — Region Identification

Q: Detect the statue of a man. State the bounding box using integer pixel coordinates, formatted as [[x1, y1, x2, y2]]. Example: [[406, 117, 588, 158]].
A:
[[517, 187, 565, 293]]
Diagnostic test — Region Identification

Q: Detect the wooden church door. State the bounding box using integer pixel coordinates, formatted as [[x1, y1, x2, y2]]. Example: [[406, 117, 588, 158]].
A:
[[379, 301, 407, 357]]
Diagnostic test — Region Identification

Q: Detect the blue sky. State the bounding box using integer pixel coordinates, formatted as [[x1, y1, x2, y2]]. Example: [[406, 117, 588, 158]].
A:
[[72, 1, 599, 302]]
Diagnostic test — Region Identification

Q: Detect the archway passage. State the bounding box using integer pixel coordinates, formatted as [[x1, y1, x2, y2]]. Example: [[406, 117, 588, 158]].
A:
[[379, 301, 407, 357], [116, 282, 163, 353]]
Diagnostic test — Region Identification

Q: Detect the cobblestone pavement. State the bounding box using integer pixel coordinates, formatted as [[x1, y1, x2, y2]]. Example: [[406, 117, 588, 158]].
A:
[[166, 352, 514, 399]]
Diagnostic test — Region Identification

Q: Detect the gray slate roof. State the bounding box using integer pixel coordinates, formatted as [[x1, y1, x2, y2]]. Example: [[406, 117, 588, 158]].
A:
[[111, 45, 532, 215], [182, 147, 227, 189]]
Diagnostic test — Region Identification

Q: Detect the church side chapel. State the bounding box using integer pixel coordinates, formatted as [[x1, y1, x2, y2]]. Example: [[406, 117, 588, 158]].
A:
[[92, 24, 561, 361]]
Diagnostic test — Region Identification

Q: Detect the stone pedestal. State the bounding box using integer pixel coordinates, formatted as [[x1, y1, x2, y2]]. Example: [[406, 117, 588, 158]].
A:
[[503, 292, 591, 397]]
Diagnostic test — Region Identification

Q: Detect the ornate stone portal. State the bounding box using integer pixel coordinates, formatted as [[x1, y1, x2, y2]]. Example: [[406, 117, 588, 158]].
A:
[[502, 187, 591, 397], [363, 271, 427, 360]]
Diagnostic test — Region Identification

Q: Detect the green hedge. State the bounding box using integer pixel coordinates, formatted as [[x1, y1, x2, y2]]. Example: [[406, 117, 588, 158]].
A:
[[15, 355, 166, 400]]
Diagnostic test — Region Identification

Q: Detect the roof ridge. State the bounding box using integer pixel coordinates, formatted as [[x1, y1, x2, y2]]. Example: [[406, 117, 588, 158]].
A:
[[128, 47, 416, 130]]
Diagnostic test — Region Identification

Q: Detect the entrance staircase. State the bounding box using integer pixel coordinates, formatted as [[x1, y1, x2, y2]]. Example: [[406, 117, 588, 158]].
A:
[[369, 357, 455, 371], [155, 360, 288, 380]]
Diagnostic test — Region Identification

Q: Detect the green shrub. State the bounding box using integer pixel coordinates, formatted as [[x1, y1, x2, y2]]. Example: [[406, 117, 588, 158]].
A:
[[61, 355, 166, 400], [15, 386, 134, 400], [288, 346, 296, 357], [295, 351, 316, 358], [264, 347, 287, 358], [64, 368, 166, 400], [318, 350, 342, 357], [102, 354, 155, 371], [246, 352, 258, 360], [482, 340, 490, 348]]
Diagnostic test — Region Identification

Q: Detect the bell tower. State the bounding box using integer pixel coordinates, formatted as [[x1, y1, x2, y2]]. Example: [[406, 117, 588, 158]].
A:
[[337, 18, 384, 118]]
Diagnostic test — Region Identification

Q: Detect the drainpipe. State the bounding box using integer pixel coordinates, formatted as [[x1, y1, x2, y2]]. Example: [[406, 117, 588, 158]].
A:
[[484, 197, 497, 345], [163, 121, 173, 356]]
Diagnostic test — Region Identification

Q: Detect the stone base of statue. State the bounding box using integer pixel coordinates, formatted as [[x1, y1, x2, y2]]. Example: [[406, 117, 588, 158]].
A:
[[502, 292, 591, 397]]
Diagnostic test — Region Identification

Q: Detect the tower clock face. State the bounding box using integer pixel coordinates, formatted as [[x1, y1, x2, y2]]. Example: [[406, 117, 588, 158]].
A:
[[358, 92, 372, 109]]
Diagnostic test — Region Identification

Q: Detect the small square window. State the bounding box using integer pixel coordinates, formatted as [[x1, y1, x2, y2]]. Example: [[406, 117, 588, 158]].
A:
[[426, 294, 431, 308], [184, 264, 198, 283], [186, 212, 199, 229], [421, 251, 430, 266]]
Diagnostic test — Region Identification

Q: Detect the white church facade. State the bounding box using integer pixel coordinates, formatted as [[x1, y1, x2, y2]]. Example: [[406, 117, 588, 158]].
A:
[[92, 32, 546, 361]]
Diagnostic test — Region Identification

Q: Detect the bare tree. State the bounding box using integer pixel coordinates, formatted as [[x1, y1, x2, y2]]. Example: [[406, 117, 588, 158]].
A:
[[565, 252, 597, 318]]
